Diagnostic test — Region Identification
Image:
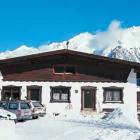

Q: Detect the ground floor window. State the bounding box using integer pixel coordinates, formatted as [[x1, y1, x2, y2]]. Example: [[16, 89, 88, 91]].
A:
[[27, 86, 42, 102], [137, 92, 140, 102], [103, 87, 123, 103], [137, 92, 140, 111], [2, 86, 21, 100], [50, 86, 71, 103]]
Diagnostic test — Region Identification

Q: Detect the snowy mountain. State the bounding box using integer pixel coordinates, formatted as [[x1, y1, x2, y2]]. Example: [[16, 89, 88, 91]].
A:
[[101, 25, 140, 62], [108, 45, 140, 62], [0, 20, 140, 63], [0, 32, 95, 59]]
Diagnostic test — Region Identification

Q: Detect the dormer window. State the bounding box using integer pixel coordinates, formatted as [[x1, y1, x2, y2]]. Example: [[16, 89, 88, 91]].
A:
[[54, 65, 76, 74], [65, 66, 76, 73], [54, 66, 65, 73]]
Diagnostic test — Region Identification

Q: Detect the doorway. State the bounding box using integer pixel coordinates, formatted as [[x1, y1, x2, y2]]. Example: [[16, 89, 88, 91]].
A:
[[81, 86, 96, 111]]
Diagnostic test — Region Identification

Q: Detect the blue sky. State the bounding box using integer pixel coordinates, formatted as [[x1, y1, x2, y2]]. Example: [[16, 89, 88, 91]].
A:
[[0, 0, 139, 51]]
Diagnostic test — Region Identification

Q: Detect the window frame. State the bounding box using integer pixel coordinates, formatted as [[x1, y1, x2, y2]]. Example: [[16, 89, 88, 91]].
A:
[[2, 86, 21, 101], [27, 86, 42, 103], [8, 103, 18, 110], [53, 65, 76, 74], [20, 102, 30, 109], [137, 92, 140, 104], [50, 86, 71, 103], [103, 87, 124, 103]]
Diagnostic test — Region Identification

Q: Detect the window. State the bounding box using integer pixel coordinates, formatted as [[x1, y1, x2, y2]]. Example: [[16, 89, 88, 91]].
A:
[[65, 66, 76, 73], [20, 103, 30, 109], [27, 86, 42, 102], [9, 103, 18, 110], [103, 88, 123, 103], [50, 86, 71, 102], [137, 92, 140, 102], [32, 102, 43, 107], [54, 65, 76, 74], [54, 66, 65, 73], [2, 86, 21, 100], [0, 102, 7, 109]]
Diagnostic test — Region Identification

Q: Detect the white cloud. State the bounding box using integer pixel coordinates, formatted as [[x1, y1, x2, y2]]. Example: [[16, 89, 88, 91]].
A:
[[92, 20, 124, 53], [0, 45, 39, 59], [92, 20, 140, 56], [0, 20, 140, 59]]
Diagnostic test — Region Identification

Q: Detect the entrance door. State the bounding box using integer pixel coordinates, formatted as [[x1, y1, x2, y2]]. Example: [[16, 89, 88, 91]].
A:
[[81, 87, 96, 110], [137, 92, 140, 112], [27, 86, 42, 102]]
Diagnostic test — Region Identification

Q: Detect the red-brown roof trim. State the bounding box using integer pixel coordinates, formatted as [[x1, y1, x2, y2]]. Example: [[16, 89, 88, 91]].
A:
[[0, 49, 140, 68]]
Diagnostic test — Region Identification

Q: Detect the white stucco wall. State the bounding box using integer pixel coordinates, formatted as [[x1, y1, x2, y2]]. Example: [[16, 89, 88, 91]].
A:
[[0, 69, 138, 115], [125, 69, 137, 117]]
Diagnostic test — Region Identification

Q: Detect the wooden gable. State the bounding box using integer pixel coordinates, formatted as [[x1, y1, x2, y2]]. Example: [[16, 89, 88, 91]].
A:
[[0, 49, 139, 82]]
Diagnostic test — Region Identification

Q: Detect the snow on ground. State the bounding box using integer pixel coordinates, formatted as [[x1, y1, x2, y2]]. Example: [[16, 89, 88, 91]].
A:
[[0, 109, 18, 140], [0, 108, 140, 140], [0, 120, 18, 140]]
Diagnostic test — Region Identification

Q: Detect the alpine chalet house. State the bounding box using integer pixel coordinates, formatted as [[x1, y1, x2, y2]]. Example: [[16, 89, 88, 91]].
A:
[[0, 49, 140, 116]]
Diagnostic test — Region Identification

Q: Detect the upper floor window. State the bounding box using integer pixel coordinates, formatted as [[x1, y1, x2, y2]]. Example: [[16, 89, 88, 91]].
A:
[[103, 87, 123, 103], [54, 65, 76, 74]]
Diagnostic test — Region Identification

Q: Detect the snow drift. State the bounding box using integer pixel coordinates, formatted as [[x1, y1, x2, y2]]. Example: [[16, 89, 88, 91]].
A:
[[103, 107, 140, 127], [0, 120, 17, 140]]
